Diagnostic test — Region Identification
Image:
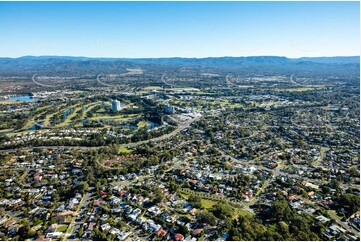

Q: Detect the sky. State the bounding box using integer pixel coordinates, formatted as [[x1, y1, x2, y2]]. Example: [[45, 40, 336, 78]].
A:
[[0, 1, 359, 58]]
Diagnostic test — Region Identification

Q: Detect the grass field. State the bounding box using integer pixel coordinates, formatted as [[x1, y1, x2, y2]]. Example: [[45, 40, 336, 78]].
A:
[[172, 87, 198, 90], [0, 128, 14, 133], [0, 100, 36, 104], [88, 113, 138, 121], [274, 85, 326, 92], [35, 105, 53, 112], [118, 147, 134, 154], [42, 104, 67, 127], [43, 112, 58, 126], [201, 198, 217, 208], [80, 103, 98, 119], [143, 86, 163, 90], [19, 107, 57, 131], [137, 121, 149, 128], [22, 118, 36, 130], [234, 208, 253, 218], [179, 191, 217, 209], [195, 92, 213, 95], [56, 225, 68, 232], [57, 106, 82, 127]]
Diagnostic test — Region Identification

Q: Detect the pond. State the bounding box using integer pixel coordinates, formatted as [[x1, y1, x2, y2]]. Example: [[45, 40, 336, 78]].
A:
[[148, 121, 160, 130], [8, 95, 39, 102], [28, 122, 44, 131], [64, 108, 74, 118]]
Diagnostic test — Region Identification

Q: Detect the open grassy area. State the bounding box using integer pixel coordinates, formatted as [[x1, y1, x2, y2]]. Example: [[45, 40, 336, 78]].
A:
[[201, 198, 217, 209], [234, 208, 253, 218], [137, 121, 149, 128], [97, 108, 106, 113], [66, 90, 84, 94], [42, 104, 67, 127], [56, 225, 68, 232], [34, 105, 51, 112], [80, 103, 98, 119], [179, 191, 217, 209], [0, 100, 38, 104], [57, 106, 82, 127], [0, 100, 16, 104], [118, 147, 134, 154], [274, 85, 326, 92], [143, 86, 163, 90], [179, 190, 251, 215], [276, 87, 317, 92], [22, 118, 36, 130], [171, 87, 198, 90], [43, 112, 57, 126], [18, 107, 58, 131], [39, 103, 80, 128], [195, 91, 213, 95], [88, 113, 138, 121], [0, 128, 14, 133]]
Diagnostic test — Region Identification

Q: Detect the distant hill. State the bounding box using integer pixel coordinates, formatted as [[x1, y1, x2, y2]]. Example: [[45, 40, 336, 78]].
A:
[[0, 55, 359, 75], [295, 56, 360, 64]]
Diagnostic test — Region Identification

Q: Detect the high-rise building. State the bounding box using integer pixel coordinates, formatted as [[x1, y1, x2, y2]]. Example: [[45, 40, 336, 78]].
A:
[[164, 104, 174, 114], [112, 99, 122, 111]]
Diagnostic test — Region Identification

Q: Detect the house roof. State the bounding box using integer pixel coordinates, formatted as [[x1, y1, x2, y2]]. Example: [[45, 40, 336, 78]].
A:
[[35, 235, 51, 241], [191, 229, 203, 236], [156, 228, 167, 237], [175, 233, 184, 241], [189, 180, 198, 185]]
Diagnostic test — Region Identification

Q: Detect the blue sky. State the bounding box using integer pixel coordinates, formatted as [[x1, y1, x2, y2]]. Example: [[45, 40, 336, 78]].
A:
[[0, 1, 359, 58]]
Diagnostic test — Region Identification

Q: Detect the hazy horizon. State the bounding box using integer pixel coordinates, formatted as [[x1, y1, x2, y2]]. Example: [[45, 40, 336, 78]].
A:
[[2, 54, 360, 59]]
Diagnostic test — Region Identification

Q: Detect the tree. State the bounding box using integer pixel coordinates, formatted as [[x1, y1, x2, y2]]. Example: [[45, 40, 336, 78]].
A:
[[78, 228, 84, 237], [277, 221, 289, 235], [337, 193, 360, 216], [231, 236, 240, 241], [99, 232, 107, 240], [349, 167, 359, 177], [153, 189, 164, 204], [211, 203, 233, 219], [188, 195, 202, 209], [178, 225, 190, 237], [197, 210, 217, 226], [271, 199, 293, 222], [79, 182, 89, 193], [169, 182, 179, 192]]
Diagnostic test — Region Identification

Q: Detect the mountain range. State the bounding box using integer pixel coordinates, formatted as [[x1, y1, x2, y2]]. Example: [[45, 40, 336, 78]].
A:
[[0, 55, 359, 75]]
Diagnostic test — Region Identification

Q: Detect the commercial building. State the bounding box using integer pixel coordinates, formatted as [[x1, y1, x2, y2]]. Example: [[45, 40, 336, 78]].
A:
[[164, 104, 174, 114], [112, 99, 122, 111]]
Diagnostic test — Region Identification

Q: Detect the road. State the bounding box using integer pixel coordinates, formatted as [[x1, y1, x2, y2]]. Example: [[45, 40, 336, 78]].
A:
[[246, 160, 286, 207], [97, 115, 201, 170], [161, 72, 181, 88], [312, 146, 330, 167], [303, 199, 359, 237], [64, 187, 95, 240], [0, 146, 101, 153], [225, 73, 239, 86], [326, 210, 359, 237]]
